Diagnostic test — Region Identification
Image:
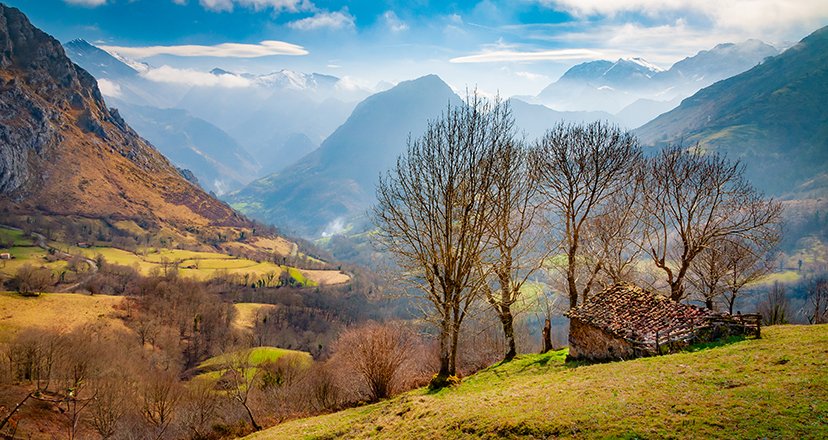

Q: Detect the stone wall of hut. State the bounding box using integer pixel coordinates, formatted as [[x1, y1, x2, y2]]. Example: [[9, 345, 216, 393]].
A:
[[568, 318, 635, 361]]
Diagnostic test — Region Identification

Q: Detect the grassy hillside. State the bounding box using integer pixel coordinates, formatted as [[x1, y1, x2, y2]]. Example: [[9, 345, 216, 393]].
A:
[[0, 226, 349, 287], [249, 325, 828, 439]]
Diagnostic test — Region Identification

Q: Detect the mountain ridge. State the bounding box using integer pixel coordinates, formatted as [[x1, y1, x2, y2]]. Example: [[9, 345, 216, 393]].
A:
[[0, 4, 250, 231]]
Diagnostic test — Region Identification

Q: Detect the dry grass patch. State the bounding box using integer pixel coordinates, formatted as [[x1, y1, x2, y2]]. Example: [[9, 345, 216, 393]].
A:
[[0, 291, 127, 343]]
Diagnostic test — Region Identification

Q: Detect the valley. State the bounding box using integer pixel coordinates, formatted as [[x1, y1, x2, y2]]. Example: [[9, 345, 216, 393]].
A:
[[0, 2, 826, 440]]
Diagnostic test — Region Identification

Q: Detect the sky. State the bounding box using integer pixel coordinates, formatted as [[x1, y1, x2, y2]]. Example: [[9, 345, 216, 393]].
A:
[[6, 0, 828, 96]]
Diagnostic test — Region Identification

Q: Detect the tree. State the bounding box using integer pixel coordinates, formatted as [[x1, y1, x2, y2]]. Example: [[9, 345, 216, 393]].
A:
[[805, 276, 828, 324], [759, 281, 791, 325], [12, 264, 53, 296], [373, 94, 504, 380], [480, 128, 546, 361], [534, 121, 641, 308], [720, 237, 777, 314], [641, 145, 782, 301], [331, 322, 414, 402], [580, 166, 646, 288], [220, 350, 262, 431]]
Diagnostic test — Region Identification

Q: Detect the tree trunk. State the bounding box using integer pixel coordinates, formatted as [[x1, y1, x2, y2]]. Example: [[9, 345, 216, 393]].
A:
[[499, 307, 516, 361], [541, 319, 553, 353], [438, 317, 451, 377], [449, 318, 460, 376], [705, 297, 714, 310], [567, 254, 578, 309], [242, 402, 261, 431]]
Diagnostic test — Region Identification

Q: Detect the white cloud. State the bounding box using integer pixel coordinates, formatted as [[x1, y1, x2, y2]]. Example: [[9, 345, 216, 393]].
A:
[[64, 0, 107, 6], [199, 0, 312, 13], [515, 71, 550, 81], [99, 40, 308, 59], [450, 48, 603, 63], [172, 0, 187, 5], [383, 11, 409, 32], [140, 65, 253, 88], [537, 1, 828, 35], [287, 9, 355, 31], [97, 78, 122, 97]]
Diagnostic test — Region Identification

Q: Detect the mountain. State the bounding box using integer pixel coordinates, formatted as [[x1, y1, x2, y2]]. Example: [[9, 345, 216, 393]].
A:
[[536, 57, 664, 114], [508, 99, 618, 140], [229, 74, 462, 236], [0, 4, 248, 231], [175, 72, 362, 175], [64, 39, 260, 194], [635, 26, 828, 197], [536, 41, 779, 123], [63, 38, 185, 108], [110, 101, 260, 195]]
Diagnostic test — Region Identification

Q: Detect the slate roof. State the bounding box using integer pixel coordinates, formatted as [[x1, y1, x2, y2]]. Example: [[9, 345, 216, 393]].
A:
[[566, 282, 715, 344]]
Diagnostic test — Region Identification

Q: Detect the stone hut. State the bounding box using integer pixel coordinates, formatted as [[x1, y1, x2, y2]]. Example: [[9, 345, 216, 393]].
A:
[[566, 283, 757, 361]]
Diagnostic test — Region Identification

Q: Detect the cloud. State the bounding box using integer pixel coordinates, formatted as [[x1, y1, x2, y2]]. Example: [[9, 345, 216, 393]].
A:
[[99, 40, 307, 59], [198, 0, 312, 13], [383, 11, 409, 32], [515, 71, 550, 81], [64, 0, 107, 6], [537, 1, 828, 34], [97, 79, 122, 97], [287, 9, 355, 31], [140, 65, 253, 87], [450, 48, 603, 63]]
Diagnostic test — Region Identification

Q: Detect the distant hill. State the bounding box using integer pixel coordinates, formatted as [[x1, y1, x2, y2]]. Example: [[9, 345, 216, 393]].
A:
[[229, 75, 462, 236], [0, 4, 249, 231], [635, 26, 828, 197], [535, 41, 778, 126], [509, 98, 618, 140]]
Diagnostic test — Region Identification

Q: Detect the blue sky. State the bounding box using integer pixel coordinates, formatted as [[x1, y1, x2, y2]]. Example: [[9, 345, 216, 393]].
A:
[[7, 0, 828, 96]]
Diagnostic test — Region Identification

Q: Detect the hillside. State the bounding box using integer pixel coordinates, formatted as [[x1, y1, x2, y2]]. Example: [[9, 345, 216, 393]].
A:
[[636, 26, 828, 197], [0, 4, 249, 232], [249, 325, 828, 439]]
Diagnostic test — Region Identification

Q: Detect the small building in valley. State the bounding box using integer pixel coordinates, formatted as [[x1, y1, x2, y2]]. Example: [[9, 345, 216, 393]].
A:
[[0, 252, 10, 260], [566, 283, 759, 361]]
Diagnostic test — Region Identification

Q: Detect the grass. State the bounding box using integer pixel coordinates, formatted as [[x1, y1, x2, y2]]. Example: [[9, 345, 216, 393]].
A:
[[0, 246, 68, 277], [0, 291, 127, 343], [248, 325, 828, 440], [232, 303, 277, 332], [194, 346, 312, 383], [0, 227, 33, 246]]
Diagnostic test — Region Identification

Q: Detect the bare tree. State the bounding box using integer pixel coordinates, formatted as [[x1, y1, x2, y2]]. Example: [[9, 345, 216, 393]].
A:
[[759, 281, 791, 325], [580, 165, 646, 288], [805, 276, 828, 324], [331, 322, 414, 402], [687, 242, 729, 310], [220, 350, 262, 431], [373, 94, 504, 380], [720, 237, 778, 314], [480, 135, 546, 361], [140, 371, 182, 440], [641, 145, 782, 301], [534, 121, 641, 308]]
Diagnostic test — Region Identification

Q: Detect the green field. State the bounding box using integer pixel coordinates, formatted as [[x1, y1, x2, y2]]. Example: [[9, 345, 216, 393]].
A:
[[194, 346, 313, 382], [248, 325, 828, 439]]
